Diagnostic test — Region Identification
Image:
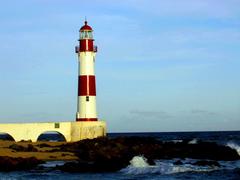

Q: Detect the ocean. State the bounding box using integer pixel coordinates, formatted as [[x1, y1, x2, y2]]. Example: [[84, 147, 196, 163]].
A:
[[0, 131, 240, 179]]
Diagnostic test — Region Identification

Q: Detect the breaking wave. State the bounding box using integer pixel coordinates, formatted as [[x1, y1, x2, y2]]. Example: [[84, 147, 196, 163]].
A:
[[227, 142, 240, 156], [120, 156, 221, 175], [120, 156, 158, 174], [129, 156, 150, 168], [188, 138, 198, 144]]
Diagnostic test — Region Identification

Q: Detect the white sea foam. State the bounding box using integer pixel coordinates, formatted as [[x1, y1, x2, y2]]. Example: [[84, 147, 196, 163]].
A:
[[226, 142, 240, 156], [172, 140, 183, 143], [120, 156, 219, 175], [41, 161, 68, 168], [188, 138, 198, 144], [120, 156, 158, 175], [155, 160, 217, 174], [129, 156, 150, 168]]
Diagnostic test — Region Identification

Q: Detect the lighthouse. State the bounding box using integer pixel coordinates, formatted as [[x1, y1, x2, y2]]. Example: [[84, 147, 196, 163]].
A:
[[75, 21, 98, 121]]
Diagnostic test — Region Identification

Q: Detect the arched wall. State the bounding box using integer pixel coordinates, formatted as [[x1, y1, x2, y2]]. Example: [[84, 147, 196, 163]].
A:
[[0, 122, 72, 142], [0, 121, 106, 142]]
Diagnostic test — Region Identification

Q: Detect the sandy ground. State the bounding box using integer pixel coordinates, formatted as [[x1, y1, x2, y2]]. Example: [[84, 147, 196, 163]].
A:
[[0, 140, 78, 161]]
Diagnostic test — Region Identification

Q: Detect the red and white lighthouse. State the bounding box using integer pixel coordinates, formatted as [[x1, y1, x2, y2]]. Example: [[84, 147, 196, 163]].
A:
[[75, 21, 98, 121]]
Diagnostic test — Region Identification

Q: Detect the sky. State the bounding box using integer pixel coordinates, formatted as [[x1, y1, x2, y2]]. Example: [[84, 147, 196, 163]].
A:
[[0, 0, 239, 132]]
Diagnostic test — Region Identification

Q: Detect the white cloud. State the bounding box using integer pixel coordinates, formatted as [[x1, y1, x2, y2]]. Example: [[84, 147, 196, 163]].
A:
[[130, 110, 173, 119], [191, 109, 217, 116]]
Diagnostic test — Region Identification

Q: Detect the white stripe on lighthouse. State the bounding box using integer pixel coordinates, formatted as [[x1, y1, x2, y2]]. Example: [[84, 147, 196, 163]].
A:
[[77, 96, 97, 119], [79, 52, 95, 75]]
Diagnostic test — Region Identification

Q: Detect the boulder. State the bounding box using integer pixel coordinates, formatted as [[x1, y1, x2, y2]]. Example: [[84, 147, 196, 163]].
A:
[[0, 156, 44, 171]]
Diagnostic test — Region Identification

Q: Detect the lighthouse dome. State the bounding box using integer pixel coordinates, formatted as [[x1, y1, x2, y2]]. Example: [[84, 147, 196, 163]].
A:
[[80, 21, 92, 31]]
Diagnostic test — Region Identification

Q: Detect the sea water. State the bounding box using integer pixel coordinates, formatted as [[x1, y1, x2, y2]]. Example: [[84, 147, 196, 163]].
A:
[[0, 131, 240, 179]]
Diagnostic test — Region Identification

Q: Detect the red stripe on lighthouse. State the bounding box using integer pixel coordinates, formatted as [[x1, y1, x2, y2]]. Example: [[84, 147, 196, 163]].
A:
[[78, 75, 96, 96], [76, 118, 98, 122], [80, 39, 94, 52]]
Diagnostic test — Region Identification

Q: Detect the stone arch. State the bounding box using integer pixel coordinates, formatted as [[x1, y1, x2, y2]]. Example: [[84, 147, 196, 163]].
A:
[[0, 132, 15, 141], [37, 131, 67, 142]]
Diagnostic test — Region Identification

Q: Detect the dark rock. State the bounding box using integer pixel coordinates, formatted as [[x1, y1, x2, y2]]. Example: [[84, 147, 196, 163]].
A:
[[9, 144, 38, 152], [0, 156, 44, 171], [9, 144, 26, 151], [146, 158, 156, 165], [160, 141, 239, 160], [27, 144, 38, 152], [36, 143, 52, 148], [19, 140, 32, 143], [193, 160, 221, 167], [49, 156, 57, 159], [173, 160, 183, 165], [46, 148, 61, 152]]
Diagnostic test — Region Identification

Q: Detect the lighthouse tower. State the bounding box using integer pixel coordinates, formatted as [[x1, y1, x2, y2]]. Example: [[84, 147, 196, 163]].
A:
[[75, 21, 98, 121]]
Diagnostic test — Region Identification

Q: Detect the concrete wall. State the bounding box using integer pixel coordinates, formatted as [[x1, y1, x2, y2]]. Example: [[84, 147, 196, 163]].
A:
[[0, 121, 106, 142]]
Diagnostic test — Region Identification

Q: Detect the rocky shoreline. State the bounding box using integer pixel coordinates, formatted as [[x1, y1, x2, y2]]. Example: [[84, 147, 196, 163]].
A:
[[0, 136, 239, 172], [57, 136, 240, 172]]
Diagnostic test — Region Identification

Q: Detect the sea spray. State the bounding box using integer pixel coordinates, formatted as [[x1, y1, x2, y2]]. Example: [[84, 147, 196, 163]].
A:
[[227, 142, 240, 156], [155, 160, 217, 174], [188, 139, 198, 144], [120, 156, 158, 175], [129, 156, 150, 168], [121, 157, 217, 175]]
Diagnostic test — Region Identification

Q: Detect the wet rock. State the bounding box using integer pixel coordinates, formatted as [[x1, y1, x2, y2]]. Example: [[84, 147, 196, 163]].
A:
[[193, 160, 221, 167], [173, 160, 183, 165], [160, 141, 239, 160], [0, 156, 44, 171]]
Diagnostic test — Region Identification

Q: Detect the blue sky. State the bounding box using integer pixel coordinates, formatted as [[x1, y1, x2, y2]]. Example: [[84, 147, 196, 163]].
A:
[[0, 0, 239, 132]]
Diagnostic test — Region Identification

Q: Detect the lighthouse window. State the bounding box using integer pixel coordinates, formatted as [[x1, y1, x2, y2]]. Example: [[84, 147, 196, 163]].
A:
[[80, 31, 92, 39], [86, 96, 89, 101], [88, 31, 93, 39], [80, 31, 87, 39], [80, 32, 84, 39], [84, 31, 88, 38]]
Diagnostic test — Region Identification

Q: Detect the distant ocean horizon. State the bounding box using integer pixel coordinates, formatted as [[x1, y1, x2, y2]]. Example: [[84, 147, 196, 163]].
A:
[[109, 130, 240, 144]]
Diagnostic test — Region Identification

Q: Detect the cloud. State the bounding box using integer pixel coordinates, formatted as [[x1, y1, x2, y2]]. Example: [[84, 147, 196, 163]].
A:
[[129, 110, 173, 119], [191, 109, 217, 116]]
